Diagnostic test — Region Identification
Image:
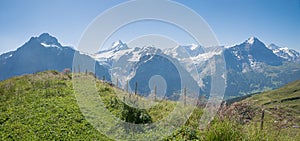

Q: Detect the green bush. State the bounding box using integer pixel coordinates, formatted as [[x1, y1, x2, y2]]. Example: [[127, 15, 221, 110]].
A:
[[107, 97, 152, 124]]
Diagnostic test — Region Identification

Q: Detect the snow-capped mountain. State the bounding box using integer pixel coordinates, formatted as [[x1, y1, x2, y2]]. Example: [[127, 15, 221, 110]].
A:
[[94, 42, 219, 96], [91, 37, 300, 98], [0, 33, 110, 81], [94, 41, 162, 66], [94, 43, 199, 98], [224, 37, 283, 72], [268, 43, 300, 62], [224, 37, 300, 97], [94, 42, 164, 84], [164, 45, 223, 88]]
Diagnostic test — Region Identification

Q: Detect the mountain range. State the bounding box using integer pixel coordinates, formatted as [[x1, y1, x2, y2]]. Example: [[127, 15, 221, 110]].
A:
[[1, 33, 300, 99]]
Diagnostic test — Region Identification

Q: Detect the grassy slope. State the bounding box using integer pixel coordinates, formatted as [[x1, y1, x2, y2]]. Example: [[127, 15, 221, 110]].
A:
[[0, 71, 184, 140], [1, 71, 300, 140], [0, 71, 110, 140], [222, 80, 300, 141], [244, 79, 300, 127]]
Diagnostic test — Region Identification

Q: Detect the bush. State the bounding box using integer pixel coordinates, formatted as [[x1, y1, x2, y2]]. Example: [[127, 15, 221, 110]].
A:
[[108, 97, 152, 124]]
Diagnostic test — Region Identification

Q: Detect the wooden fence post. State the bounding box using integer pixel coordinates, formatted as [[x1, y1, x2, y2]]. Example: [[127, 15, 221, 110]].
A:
[[154, 85, 157, 101], [135, 82, 138, 95], [126, 80, 129, 93], [260, 108, 265, 130], [184, 87, 187, 106], [78, 64, 80, 73], [116, 78, 118, 88]]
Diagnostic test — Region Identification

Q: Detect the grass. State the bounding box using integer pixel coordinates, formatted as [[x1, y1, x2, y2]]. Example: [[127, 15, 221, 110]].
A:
[[1, 70, 300, 140], [0, 71, 110, 140]]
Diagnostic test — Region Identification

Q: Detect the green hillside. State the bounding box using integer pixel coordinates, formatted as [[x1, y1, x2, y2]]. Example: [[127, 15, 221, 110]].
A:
[[0, 71, 188, 140], [233, 79, 300, 128], [0, 71, 111, 140], [220, 80, 300, 141], [1, 71, 299, 140], [244, 79, 300, 130]]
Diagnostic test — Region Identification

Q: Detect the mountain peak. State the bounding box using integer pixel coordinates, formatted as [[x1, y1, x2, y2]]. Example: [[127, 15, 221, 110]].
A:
[[112, 40, 124, 47], [246, 37, 259, 45], [96, 40, 128, 54], [37, 33, 61, 47], [110, 40, 128, 51], [242, 37, 267, 49], [38, 33, 52, 38]]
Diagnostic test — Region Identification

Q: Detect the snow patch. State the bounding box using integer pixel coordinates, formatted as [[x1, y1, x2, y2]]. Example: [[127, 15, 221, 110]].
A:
[[41, 43, 59, 48], [247, 37, 255, 44], [4, 54, 13, 59], [190, 44, 198, 50]]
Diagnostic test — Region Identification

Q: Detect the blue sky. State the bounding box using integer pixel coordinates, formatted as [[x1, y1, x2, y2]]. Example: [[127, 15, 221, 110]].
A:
[[0, 0, 299, 54]]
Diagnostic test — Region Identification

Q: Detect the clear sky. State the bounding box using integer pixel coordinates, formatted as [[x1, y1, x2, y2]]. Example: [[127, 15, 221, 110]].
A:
[[0, 0, 299, 54]]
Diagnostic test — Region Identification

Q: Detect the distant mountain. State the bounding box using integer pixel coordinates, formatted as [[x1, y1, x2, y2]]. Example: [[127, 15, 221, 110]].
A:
[[268, 43, 300, 62], [224, 37, 283, 72], [1, 33, 300, 99], [93, 37, 300, 98], [0, 33, 110, 81], [224, 37, 300, 98], [94, 44, 199, 99]]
